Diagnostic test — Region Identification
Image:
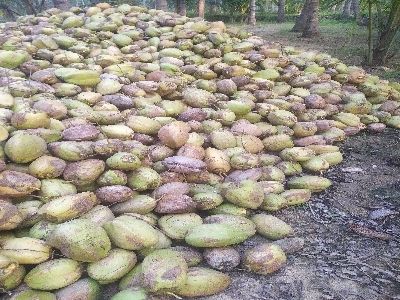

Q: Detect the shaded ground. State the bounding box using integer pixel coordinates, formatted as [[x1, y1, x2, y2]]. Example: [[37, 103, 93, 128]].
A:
[[235, 20, 400, 82]]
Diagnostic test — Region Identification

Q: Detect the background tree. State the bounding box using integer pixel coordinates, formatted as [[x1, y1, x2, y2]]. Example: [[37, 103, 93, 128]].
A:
[[176, 0, 186, 15], [0, 0, 48, 18], [367, 0, 373, 64], [302, 0, 320, 37], [277, 0, 285, 23], [292, 0, 311, 32], [52, 0, 69, 10], [0, 3, 18, 20], [197, 0, 205, 18], [156, 0, 168, 11], [372, 0, 400, 65], [342, 0, 352, 18], [352, 0, 360, 23], [248, 0, 256, 25]]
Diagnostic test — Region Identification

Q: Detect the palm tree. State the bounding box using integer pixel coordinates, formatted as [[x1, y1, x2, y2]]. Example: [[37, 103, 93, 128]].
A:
[[372, 0, 400, 65], [53, 0, 70, 10], [342, 0, 352, 18], [198, 0, 205, 18], [302, 0, 320, 37], [277, 0, 285, 23], [156, 0, 168, 11], [248, 0, 256, 25], [292, 0, 311, 32], [352, 0, 360, 22], [176, 0, 186, 16]]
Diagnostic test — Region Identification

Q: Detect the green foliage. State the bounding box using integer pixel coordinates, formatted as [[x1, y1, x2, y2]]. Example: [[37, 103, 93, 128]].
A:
[[0, 0, 396, 22], [0, 0, 45, 18]]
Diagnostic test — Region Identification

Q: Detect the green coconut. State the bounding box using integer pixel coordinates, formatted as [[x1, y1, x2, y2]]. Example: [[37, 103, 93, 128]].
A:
[[24, 258, 82, 290], [127, 167, 161, 191], [103, 215, 159, 250], [185, 223, 252, 248], [110, 195, 156, 215], [28, 155, 66, 179], [0, 254, 19, 287], [79, 205, 115, 226], [260, 193, 287, 212], [243, 244, 287, 275], [118, 263, 144, 290], [38, 179, 77, 202], [38, 192, 97, 223], [209, 203, 248, 216], [0, 50, 29, 69], [9, 290, 56, 300], [221, 180, 264, 209], [251, 214, 294, 240], [1, 264, 25, 290], [158, 213, 203, 240], [87, 249, 137, 284], [141, 249, 188, 292], [47, 219, 111, 262], [253, 69, 280, 81], [287, 176, 332, 192], [55, 278, 101, 300], [5, 134, 47, 163], [54, 68, 100, 86], [0, 237, 51, 264], [175, 267, 231, 297], [106, 152, 141, 171], [29, 221, 57, 240], [111, 289, 147, 300]]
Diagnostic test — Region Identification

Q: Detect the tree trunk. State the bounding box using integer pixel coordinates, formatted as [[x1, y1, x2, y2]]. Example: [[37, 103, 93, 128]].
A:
[[198, 0, 205, 18], [248, 0, 256, 25], [156, 0, 168, 11], [352, 0, 360, 22], [302, 0, 320, 37], [277, 0, 285, 23], [376, 1, 386, 34], [52, 0, 70, 10], [176, 0, 186, 16], [342, 0, 352, 18], [367, 0, 373, 65], [0, 4, 17, 20], [23, 0, 37, 15], [292, 0, 311, 32], [372, 0, 400, 65]]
